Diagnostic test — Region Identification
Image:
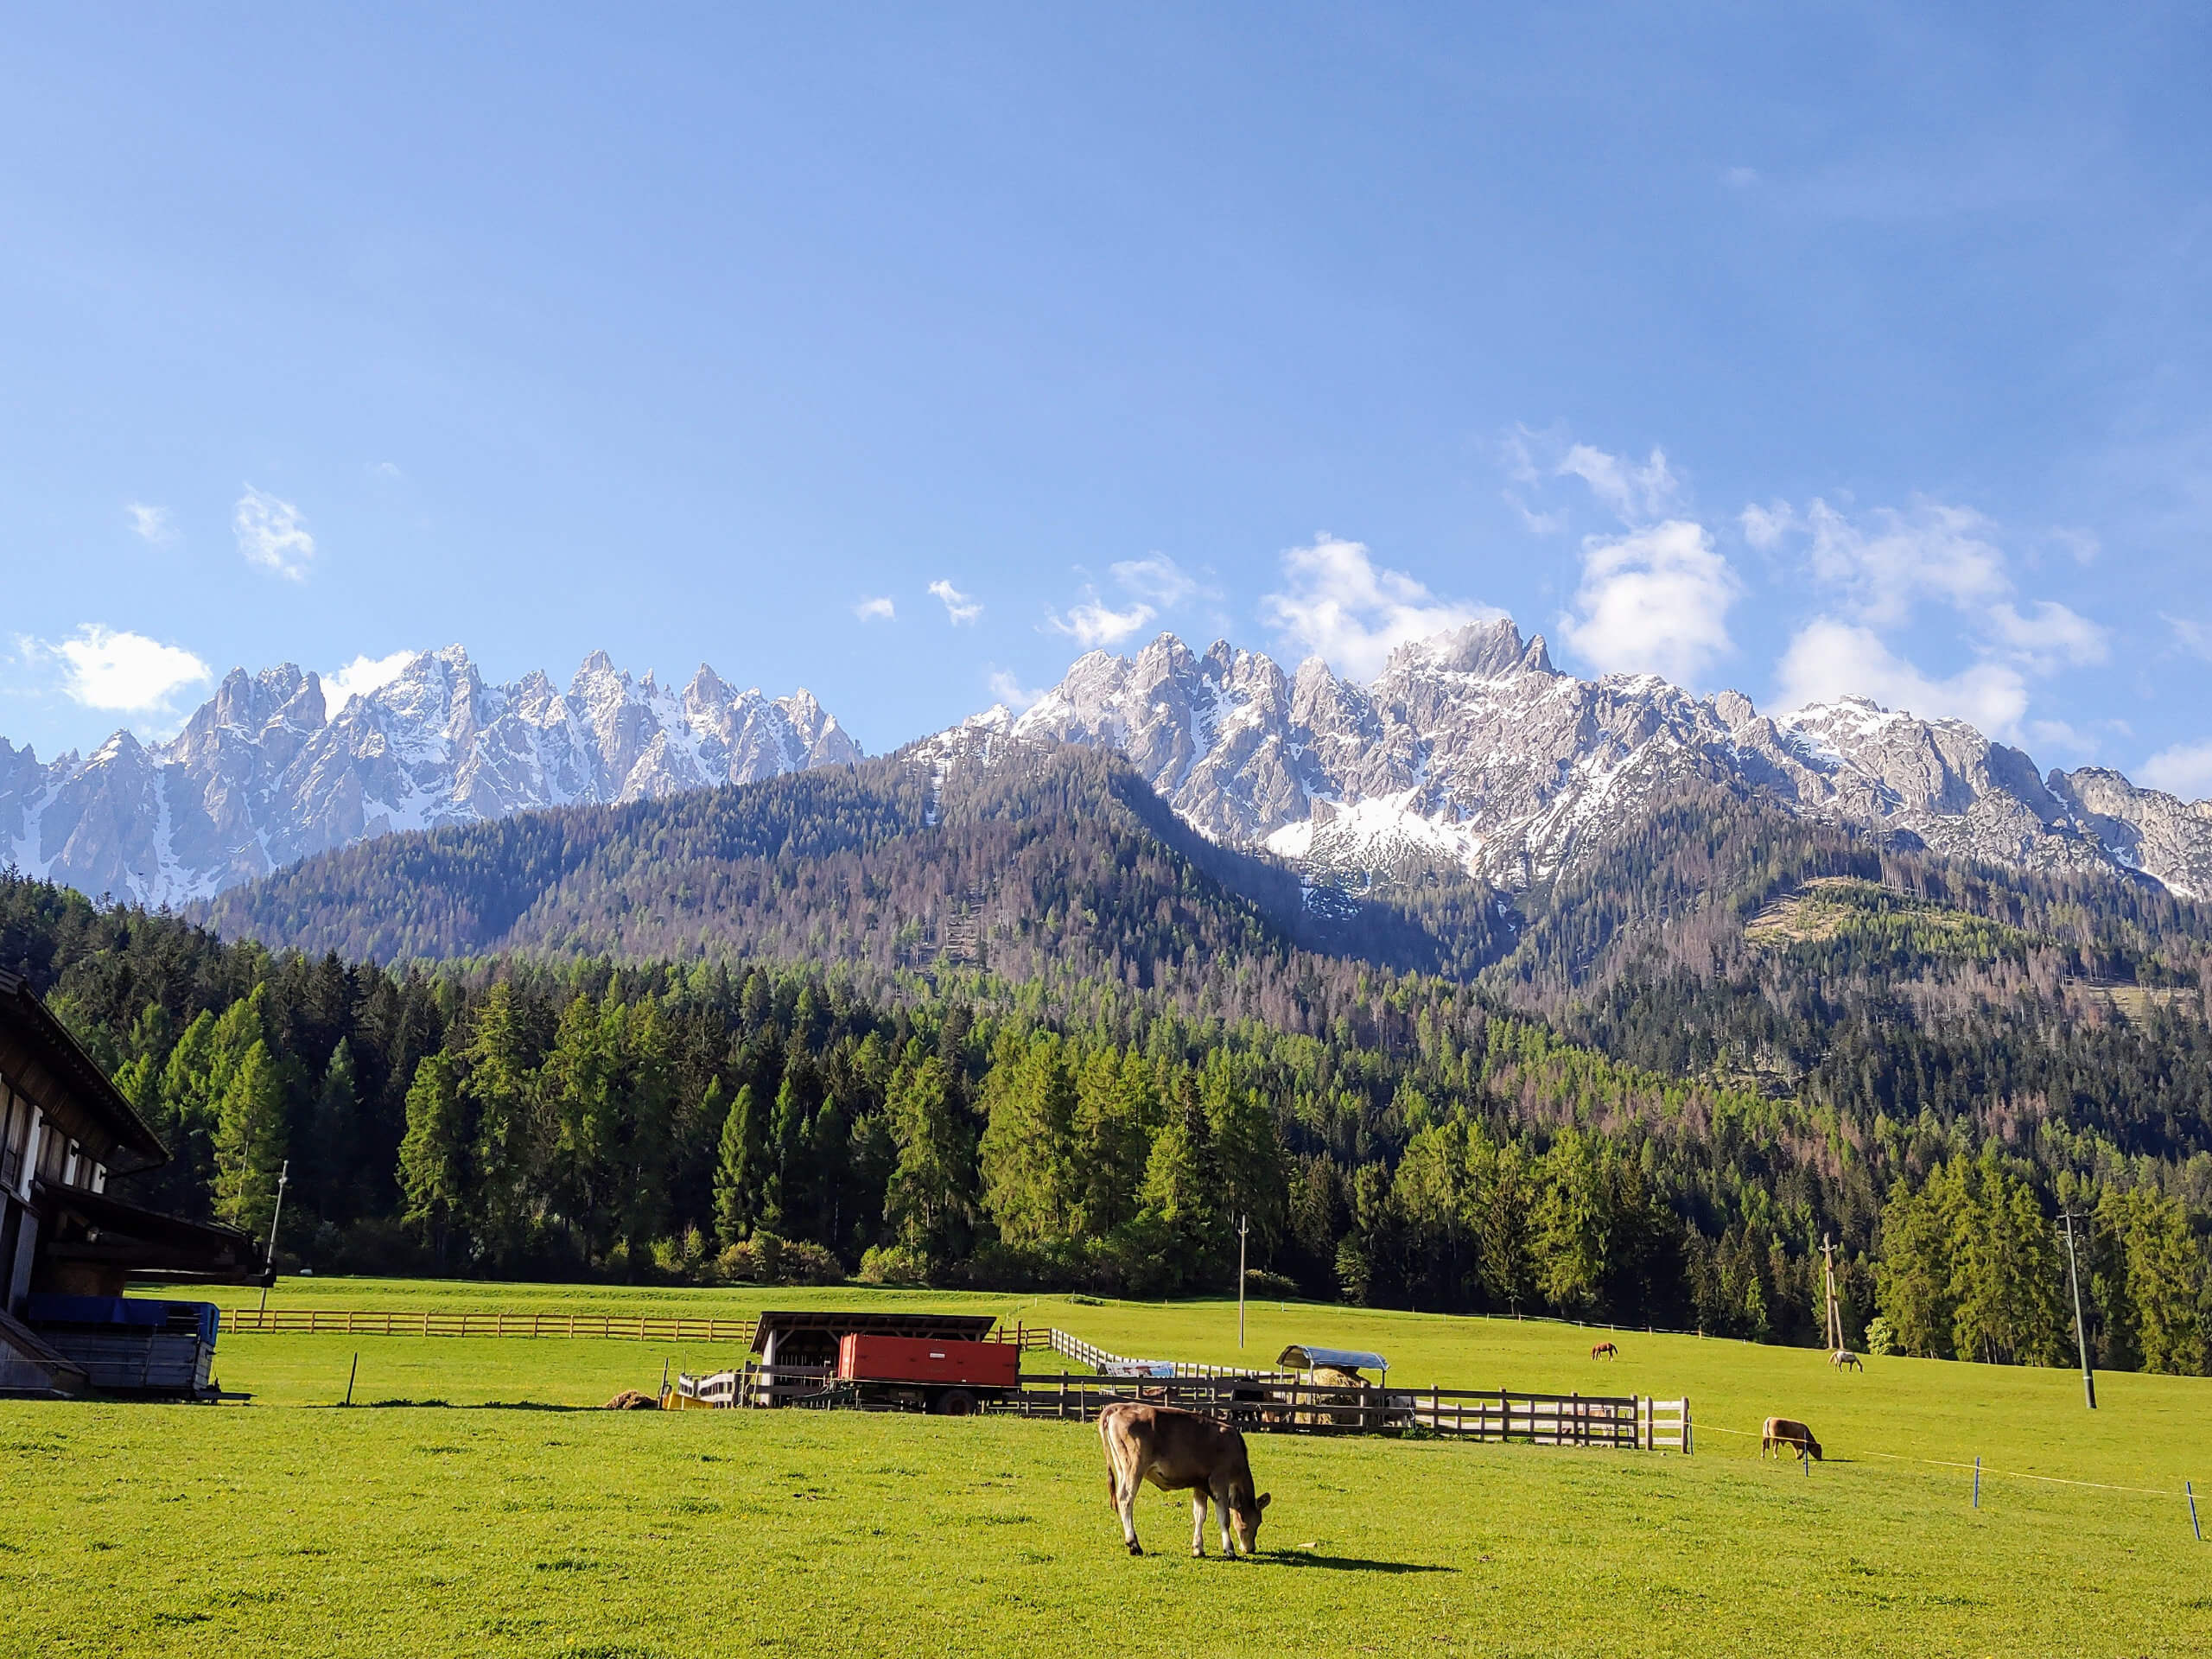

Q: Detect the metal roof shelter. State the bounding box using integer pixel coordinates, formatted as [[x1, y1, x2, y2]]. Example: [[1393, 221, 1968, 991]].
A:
[[1277, 1344, 1389, 1376], [752, 1308, 998, 1369], [2, 973, 264, 1397]]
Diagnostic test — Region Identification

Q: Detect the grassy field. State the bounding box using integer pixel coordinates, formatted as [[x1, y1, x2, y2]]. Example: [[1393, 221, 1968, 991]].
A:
[[4, 1278, 2209, 1657]]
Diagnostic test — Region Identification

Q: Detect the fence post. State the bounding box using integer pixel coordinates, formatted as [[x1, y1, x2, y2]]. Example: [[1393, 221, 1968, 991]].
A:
[[2190, 1482, 2201, 1542]]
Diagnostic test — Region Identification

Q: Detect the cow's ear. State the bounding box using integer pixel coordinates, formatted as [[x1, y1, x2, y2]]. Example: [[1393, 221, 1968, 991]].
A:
[[1258, 1492, 1272, 1510]]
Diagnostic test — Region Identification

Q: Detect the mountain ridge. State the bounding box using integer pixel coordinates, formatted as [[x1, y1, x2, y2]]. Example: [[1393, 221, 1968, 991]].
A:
[[8, 618, 2211, 910], [1, 645, 861, 906], [956, 618, 2212, 899]]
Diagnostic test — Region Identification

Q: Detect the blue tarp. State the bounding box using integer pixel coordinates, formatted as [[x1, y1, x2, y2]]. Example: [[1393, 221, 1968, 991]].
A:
[[1276, 1344, 1388, 1374], [28, 1295, 219, 1345]]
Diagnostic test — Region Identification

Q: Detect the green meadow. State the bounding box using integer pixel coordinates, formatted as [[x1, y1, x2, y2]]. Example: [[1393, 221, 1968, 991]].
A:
[[3, 1278, 2208, 1657]]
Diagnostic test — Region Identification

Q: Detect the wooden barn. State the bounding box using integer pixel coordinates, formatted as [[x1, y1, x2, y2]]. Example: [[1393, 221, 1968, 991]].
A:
[[0, 972, 264, 1398]]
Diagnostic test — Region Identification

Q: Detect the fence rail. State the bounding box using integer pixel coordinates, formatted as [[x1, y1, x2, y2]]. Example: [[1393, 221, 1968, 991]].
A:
[[998, 1375, 1690, 1451], [221, 1308, 758, 1343], [1046, 1326, 1293, 1381]]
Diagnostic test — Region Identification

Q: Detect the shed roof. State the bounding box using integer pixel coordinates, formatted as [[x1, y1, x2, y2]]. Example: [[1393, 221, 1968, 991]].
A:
[[752, 1309, 997, 1348], [0, 972, 168, 1175], [1276, 1344, 1389, 1373], [32, 1181, 264, 1285]]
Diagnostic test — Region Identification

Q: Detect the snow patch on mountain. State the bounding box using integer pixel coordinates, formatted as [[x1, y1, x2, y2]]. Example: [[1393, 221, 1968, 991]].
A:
[[945, 619, 2212, 899], [0, 646, 861, 906]]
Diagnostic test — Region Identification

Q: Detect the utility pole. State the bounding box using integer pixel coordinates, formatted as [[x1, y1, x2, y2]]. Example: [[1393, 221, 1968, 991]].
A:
[[1236, 1214, 1249, 1350], [2062, 1211, 2096, 1410], [1821, 1233, 1844, 1353], [257, 1160, 290, 1317]]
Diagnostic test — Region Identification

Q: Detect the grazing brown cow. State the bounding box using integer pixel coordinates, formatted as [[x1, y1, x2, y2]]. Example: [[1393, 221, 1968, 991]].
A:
[[1099, 1401, 1271, 1558], [1761, 1416, 1822, 1461], [1591, 1342, 1618, 1360]]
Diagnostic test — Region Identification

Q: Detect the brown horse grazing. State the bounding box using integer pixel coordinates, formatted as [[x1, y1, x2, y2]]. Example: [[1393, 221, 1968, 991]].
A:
[[1591, 1342, 1618, 1360], [1099, 1401, 1271, 1558], [1761, 1416, 1823, 1461]]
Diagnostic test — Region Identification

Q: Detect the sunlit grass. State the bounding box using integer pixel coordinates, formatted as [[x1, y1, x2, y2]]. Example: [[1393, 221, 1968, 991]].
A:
[[3, 1277, 2206, 1656]]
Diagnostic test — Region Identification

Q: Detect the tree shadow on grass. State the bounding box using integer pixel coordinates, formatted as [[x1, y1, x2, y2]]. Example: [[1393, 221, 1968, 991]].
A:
[[1264, 1553, 1457, 1574], [338, 1399, 596, 1412]]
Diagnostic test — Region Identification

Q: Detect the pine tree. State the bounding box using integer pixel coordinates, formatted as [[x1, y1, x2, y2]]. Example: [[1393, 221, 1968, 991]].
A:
[[979, 1033, 1080, 1248], [712, 1084, 763, 1245], [398, 1052, 467, 1268], [883, 1057, 977, 1270], [211, 1039, 288, 1239]]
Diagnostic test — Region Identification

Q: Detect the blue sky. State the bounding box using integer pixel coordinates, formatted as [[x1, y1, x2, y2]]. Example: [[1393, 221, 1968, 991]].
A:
[[4, 4, 2209, 793]]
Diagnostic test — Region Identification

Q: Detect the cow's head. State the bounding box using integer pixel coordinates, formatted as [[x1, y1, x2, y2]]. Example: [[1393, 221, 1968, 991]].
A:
[[1805, 1437, 1823, 1463], [1230, 1488, 1271, 1555]]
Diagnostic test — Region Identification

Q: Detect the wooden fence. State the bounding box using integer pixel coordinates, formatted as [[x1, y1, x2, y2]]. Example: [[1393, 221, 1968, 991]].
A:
[[221, 1308, 757, 1343], [221, 1311, 1060, 1347], [1046, 1327, 1293, 1381], [998, 1374, 1691, 1452]]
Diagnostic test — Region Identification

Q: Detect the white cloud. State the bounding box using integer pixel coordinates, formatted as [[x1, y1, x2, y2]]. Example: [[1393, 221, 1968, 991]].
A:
[[234, 486, 316, 580], [854, 595, 896, 623], [1260, 536, 1497, 681], [323, 650, 414, 714], [1109, 554, 1199, 607], [1556, 444, 1681, 524], [928, 580, 982, 625], [2141, 740, 2212, 801], [1046, 594, 1154, 649], [1503, 492, 1567, 534], [2165, 614, 2211, 660], [29, 625, 211, 714], [1776, 619, 2030, 737], [1724, 166, 1761, 188], [1984, 600, 2108, 669], [988, 670, 1046, 711], [1561, 519, 1742, 683], [1738, 501, 1796, 550], [1801, 497, 2008, 626], [125, 503, 177, 545]]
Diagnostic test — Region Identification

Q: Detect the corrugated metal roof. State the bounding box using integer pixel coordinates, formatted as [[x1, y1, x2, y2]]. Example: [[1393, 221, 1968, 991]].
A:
[[1276, 1344, 1389, 1373]]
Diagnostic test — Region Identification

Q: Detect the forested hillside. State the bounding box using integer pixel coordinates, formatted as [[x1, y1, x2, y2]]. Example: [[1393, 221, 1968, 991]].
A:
[[196, 745, 1510, 984], [8, 769, 2209, 1372]]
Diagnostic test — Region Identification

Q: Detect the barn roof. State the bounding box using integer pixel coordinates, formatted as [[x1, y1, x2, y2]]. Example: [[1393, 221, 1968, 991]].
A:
[[1277, 1344, 1389, 1374], [752, 1308, 998, 1347], [0, 971, 168, 1176]]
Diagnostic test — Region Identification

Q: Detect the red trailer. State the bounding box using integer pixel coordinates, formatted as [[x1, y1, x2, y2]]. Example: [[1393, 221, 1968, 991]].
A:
[[836, 1332, 1019, 1415]]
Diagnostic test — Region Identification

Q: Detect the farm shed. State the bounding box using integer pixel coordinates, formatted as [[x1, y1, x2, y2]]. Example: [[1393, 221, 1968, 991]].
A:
[[0, 973, 264, 1398], [751, 1308, 998, 1373], [1276, 1344, 1389, 1378]]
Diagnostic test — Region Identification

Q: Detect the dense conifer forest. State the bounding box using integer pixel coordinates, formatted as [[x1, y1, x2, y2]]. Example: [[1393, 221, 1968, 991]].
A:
[[8, 749, 2209, 1376]]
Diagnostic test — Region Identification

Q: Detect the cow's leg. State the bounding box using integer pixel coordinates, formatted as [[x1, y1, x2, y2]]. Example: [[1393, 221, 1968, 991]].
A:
[[1191, 1489, 1209, 1557], [1214, 1477, 1236, 1557], [1116, 1457, 1144, 1555], [1105, 1437, 1144, 1554]]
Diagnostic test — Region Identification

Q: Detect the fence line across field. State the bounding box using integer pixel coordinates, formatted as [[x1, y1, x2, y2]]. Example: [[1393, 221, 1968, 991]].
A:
[[666, 1362, 1692, 1452], [219, 1309, 1059, 1349]]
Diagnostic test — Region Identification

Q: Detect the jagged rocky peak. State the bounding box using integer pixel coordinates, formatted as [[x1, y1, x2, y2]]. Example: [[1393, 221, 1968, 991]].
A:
[[966, 620, 2212, 900], [3, 644, 862, 907], [1383, 616, 1556, 680]]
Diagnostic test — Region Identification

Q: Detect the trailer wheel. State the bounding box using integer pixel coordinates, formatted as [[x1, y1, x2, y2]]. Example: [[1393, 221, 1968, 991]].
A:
[[932, 1389, 976, 1417]]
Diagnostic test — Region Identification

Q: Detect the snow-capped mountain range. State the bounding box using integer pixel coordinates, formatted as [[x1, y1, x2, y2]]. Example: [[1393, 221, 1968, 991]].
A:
[[1, 646, 860, 906], [7, 620, 2210, 911], [933, 620, 2212, 900]]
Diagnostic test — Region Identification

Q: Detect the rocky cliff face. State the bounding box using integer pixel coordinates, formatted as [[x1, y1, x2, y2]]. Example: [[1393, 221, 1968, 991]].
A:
[[942, 620, 2212, 899], [0, 646, 861, 906], [10, 619, 2208, 912]]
